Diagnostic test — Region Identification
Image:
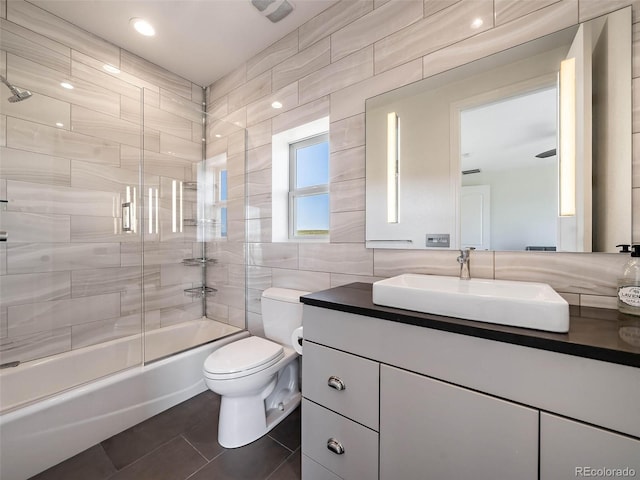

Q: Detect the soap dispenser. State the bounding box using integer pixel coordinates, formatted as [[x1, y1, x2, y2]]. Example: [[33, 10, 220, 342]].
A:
[[617, 245, 640, 316]]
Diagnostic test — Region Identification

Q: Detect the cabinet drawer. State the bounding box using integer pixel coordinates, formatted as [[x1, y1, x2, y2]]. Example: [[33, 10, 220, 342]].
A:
[[302, 399, 378, 480], [302, 454, 343, 480], [302, 341, 379, 430]]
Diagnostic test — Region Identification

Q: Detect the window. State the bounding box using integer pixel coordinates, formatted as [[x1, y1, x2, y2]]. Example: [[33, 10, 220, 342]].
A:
[[288, 134, 329, 239]]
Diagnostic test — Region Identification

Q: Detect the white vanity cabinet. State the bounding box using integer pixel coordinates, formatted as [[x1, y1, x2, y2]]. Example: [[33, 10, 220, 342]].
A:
[[379, 365, 538, 480], [301, 302, 640, 480]]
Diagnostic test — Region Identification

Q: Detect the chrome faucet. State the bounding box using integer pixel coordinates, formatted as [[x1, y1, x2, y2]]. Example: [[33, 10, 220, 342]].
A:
[[457, 248, 474, 280]]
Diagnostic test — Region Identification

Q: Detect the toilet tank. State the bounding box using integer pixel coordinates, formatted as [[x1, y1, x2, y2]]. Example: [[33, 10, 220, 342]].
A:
[[261, 287, 309, 347]]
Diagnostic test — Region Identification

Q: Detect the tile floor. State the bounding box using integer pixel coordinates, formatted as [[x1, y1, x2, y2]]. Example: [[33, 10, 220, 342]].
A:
[[29, 391, 301, 480]]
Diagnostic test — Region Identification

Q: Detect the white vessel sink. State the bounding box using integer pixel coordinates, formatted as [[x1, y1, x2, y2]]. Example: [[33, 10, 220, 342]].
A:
[[372, 274, 569, 333]]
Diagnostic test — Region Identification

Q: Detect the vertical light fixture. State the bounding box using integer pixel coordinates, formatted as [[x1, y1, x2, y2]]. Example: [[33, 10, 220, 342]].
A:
[[155, 188, 159, 234], [171, 180, 177, 233], [559, 57, 576, 216], [179, 181, 183, 233], [148, 187, 153, 234], [387, 112, 399, 223]]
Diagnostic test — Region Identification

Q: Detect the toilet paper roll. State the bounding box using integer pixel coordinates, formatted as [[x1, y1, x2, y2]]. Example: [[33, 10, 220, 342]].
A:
[[291, 326, 303, 354]]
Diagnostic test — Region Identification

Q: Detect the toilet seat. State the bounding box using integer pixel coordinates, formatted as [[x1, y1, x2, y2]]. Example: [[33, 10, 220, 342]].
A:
[[204, 336, 284, 380]]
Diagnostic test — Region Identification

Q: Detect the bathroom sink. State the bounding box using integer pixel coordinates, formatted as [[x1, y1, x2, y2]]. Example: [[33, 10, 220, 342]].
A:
[[372, 274, 569, 333]]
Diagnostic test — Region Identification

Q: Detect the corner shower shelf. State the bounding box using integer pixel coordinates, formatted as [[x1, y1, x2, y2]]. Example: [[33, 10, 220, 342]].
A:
[[183, 181, 198, 190], [182, 257, 218, 267], [184, 286, 217, 298]]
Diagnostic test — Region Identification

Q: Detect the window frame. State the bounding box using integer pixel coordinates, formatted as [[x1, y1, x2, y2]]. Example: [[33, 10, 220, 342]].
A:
[[288, 133, 330, 240]]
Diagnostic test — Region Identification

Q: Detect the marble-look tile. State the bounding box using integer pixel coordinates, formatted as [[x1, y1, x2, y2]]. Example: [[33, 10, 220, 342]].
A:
[[160, 263, 203, 287], [0, 147, 70, 186], [247, 120, 272, 149], [71, 160, 156, 193], [72, 105, 140, 148], [0, 211, 70, 242], [247, 82, 299, 127], [329, 114, 365, 152], [248, 243, 298, 269], [214, 284, 245, 310], [247, 168, 272, 197], [227, 197, 246, 224], [247, 144, 272, 173], [124, 242, 193, 267], [580, 294, 617, 309], [144, 128, 161, 153], [228, 173, 246, 200], [161, 88, 204, 124], [121, 50, 192, 100], [230, 263, 247, 286], [558, 292, 580, 306], [246, 192, 272, 220], [205, 300, 230, 323], [208, 64, 247, 103], [495, 0, 560, 26], [0, 88, 70, 129], [330, 273, 384, 287], [374, 249, 495, 279], [7, 117, 120, 166], [192, 83, 204, 103], [1, 0, 6, 18], [330, 178, 365, 213], [0, 114, 5, 147], [332, 0, 423, 62], [247, 217, 272, 243], [71, 266, 150, 298], [71, 57, 141, 101], [330, 58, 422, 122], [247, 30, 299, 80], [228, 71, 271, 112], [578, 0, 637, 23], [139, 283, 196, 315], [424, 0, 461, 17], [0, 244, 6, 276], [227, 306, 245, 329], [375, 0, 494, 74], [247, 288, 263, 314], [330, 210, 365, 243], [159, 303, 202, 327], [8, 0, 119, 67], [124, 147, 191, 181], [228, 130, 247, 157], [273, 38, 330, 92], [0, 326, 70, 365], [192, 121, 204, 143], [7, 242, 121, 274], [7, 292, 121, 337], [423, 0, 578, 78], [204, 241, 246, 266], [272, 268, 331, 292], [494, 251, 627, 296], [9, 53, 121, 117], [247, 311, 265, 336], [143, 103, 193, 140], [70, 216, 141, 243], [299, 243, 373, 275], [0, 308, 6, 338], [6, 180, 120, 216], [299, 46, 373, 104], [227, 153, 245, 179], [207, 95, 229, 122], [299, 0, 373, 50], [634, 22, 640, 79], [330, 146, 365, 183], [0, 18, 70, 74], [247, 265, 272, 290], [0, 271, 70, 307], [159, 132, 201, 162], [272, 96, 330, 136], [71, 312, 142, 349]]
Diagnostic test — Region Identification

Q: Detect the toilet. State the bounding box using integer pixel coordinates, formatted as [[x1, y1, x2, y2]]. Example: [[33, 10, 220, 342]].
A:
[[203, 287, 309, 448]]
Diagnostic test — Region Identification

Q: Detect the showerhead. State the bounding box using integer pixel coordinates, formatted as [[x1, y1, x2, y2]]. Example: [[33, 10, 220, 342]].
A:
[[0, 75, 32, 103]]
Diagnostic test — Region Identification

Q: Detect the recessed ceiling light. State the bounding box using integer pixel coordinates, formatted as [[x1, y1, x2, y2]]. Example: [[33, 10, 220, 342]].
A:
[[470, 18, 484, 29], [55, 122, 64, 128], [103, 64, 121, 74], [60, 82, 74, 90], [130, 18, 155, 37], [271, 101, 283, 109]]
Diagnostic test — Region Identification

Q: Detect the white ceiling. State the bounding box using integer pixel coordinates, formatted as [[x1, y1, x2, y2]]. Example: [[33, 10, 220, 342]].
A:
[[30, 0, 337, 87]]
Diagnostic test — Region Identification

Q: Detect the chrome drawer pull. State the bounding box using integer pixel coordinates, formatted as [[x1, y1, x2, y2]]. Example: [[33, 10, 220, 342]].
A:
[[327, 438, 345, 455], [327, 375, 346, 391]]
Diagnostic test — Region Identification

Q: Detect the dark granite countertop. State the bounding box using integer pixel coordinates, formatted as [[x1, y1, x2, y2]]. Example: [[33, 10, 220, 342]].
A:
[[300, 283, 640, 368]]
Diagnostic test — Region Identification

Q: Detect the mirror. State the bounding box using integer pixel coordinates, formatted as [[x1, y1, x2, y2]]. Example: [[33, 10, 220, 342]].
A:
[[365, 8, 631, 252]]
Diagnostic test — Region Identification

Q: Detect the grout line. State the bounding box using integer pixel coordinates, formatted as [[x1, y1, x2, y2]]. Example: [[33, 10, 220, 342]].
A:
[[180, 433, 209, 462], [264, 447, 300, 480], [266, 433, 296, 453]]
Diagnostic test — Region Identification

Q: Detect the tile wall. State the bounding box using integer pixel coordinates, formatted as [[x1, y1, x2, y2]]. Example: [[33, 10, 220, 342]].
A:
[[206, 0, 640, 334], [0, 0, 243, 366]]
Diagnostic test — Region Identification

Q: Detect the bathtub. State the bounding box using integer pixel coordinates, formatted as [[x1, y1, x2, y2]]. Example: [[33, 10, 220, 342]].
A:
[[0, 319, 248, 480]]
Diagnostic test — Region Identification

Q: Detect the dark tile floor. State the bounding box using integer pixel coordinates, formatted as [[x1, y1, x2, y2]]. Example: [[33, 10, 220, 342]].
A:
[[29, 391, 301, 480]]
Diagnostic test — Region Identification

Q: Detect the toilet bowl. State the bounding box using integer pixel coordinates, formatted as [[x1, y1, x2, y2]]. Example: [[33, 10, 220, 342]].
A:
[[203, 287, 309, 448]]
